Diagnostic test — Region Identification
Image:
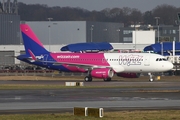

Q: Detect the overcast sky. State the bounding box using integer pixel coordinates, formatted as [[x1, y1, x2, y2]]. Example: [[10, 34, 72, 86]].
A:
[[17, 0, 180, 12]]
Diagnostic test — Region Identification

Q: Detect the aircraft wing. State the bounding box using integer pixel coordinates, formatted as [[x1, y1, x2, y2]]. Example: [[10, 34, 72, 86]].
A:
[[40, 61, 124, 73], [52, 61, 111, 69]]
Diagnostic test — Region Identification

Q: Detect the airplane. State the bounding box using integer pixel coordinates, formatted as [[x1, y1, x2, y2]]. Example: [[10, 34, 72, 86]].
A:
[[17, 24, 174, 82]]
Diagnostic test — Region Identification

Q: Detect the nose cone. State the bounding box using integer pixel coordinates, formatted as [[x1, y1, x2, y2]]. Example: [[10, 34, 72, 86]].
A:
[[156, 62, 173, 72], [169, 63, 174, 70], [167, 62, 174, 70]]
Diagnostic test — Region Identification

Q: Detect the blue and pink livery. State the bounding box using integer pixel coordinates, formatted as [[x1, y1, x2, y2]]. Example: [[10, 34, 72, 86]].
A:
[[17, 24, 173, 82]]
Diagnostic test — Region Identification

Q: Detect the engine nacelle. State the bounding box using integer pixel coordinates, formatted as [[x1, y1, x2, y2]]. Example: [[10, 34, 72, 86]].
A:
[[116, 73, 140, 78], [91, 68, 114, 79]]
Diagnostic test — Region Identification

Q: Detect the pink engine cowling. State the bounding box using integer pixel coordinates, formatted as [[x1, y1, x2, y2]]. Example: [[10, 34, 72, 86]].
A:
[[90, 68, 114, 78], [116, 73, 140, 78]]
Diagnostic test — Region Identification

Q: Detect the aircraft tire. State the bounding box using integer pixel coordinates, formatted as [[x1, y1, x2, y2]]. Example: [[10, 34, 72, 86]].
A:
[[104, 78, 111, 82], [84, 76, 92, 82], [149, 78, 154, 82]]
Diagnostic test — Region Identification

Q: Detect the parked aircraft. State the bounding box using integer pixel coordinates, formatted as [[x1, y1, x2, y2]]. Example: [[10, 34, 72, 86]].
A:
[[17, 24, 173, 82]]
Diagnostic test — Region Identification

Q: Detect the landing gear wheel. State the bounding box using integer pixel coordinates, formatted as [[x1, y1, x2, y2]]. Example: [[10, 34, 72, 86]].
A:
[[104, 78, 112, 82], [149, 78, 154, 82], [148, 73, 154, 82], [84, 76, 92, 82]]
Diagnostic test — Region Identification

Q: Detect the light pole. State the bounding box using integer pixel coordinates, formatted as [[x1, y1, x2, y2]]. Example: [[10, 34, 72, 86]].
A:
[[116, 28, 120, 43], [179, 23, 180, 42], [175, 20, 179, 40], [135, 26, 136, 50], [177, 12, 180, 42], [90, 25, 94, 42], [134, 25, 139, 50], [155, 17, 160, 43], [47, 18, 53, 51], [47, 17, 53, 21], [103, 28, 108, 42]]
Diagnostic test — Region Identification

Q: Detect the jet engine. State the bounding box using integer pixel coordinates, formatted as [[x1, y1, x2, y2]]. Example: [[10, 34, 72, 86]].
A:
[[116, 73, 140, 78], [90, 68, 114, 79]]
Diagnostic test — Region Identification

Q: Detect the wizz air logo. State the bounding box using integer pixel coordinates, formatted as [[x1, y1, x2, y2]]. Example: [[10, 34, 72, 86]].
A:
[[57, 55, 80, 58], [119, 54, 143, 66], [36, 55, 44, 60]]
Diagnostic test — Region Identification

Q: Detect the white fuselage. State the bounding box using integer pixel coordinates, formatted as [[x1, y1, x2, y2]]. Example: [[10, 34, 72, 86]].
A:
[[103, 53, 173, 73]]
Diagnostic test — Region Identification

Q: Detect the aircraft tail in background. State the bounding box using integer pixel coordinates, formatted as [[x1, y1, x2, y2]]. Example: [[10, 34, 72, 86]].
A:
[[20, 24, 49, 56]]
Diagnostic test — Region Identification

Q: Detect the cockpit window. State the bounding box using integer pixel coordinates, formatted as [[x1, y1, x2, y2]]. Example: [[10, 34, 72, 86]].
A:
[[156, 58, 167, 61], [162, 58, 167, 61]]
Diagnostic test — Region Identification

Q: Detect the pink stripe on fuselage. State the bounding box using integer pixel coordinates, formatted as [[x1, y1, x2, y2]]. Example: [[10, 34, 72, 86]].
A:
[[50, 53, 110, 66], [20, 24, 44, 48]]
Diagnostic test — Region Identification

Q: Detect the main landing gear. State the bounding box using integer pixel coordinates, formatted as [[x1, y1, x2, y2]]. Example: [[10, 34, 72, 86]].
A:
[[148, 73, 154, 82], [84, 76, 92, 82], [103, 78, 111, 82], [84, 76, 112, 82], [84, 70, 92, 82]]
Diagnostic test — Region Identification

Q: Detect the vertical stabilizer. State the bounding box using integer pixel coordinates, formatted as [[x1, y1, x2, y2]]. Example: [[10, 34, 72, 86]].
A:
[[20, 24, 49, 56]]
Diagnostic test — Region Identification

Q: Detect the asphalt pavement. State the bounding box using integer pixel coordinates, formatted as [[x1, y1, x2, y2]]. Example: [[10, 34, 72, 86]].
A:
[[0, 80, 180, 114]]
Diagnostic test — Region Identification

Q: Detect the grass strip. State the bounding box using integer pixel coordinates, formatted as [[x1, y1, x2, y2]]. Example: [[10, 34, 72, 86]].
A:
[[0, 84, 180, 93], [0, 110, 180, 120]]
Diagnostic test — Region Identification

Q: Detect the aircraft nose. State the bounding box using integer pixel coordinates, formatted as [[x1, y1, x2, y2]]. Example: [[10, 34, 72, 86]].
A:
[[167, 62, 173, 70]]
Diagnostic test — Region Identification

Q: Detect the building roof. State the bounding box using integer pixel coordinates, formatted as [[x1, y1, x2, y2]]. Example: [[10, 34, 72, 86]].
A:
[[60, 42, 113, 52]]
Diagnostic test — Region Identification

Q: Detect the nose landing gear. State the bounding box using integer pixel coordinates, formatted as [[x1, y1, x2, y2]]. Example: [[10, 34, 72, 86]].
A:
[[148, 73, 154, 82]]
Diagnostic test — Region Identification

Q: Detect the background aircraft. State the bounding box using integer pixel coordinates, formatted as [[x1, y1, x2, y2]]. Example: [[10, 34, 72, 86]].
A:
[[17, 24, 173, 82]]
